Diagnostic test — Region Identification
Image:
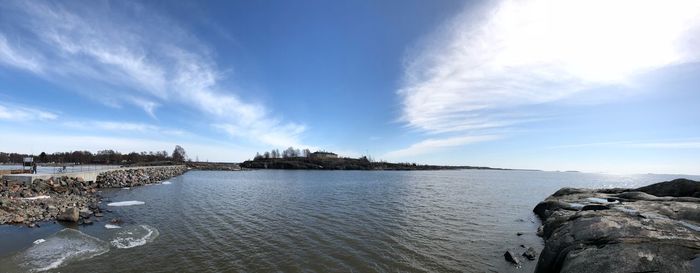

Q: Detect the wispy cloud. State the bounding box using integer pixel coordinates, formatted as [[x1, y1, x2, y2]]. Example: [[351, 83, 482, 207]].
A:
[[0, 130, 256, 162], [384, 135, 501, 159], [552, 139, 700, 149], [63, 120, 191, 137], [389, 0, 700, 158], [0, 0, 305, 147], [0, 103, 57, 121], [0, 33, 43, 73]]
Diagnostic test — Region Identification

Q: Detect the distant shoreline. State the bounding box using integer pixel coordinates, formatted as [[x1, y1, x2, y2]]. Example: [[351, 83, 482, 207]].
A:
[[239, 157, 515, 171]]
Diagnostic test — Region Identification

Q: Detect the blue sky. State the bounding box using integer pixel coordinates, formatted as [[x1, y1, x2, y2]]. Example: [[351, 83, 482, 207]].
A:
[[1, 0, 699, 174]]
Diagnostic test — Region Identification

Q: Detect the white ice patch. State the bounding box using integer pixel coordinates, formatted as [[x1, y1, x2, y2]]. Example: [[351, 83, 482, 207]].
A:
[[122, 187, 130, 190], [586, 197, 618, 204], [162, 181, 172, 185], [110, 225, 159, 249], [9, 229, 108, 272], [105, 224, 121, 229], [107, 201, 145, 207], [32, 239, 46, 245], [20, 196, 50, 200]]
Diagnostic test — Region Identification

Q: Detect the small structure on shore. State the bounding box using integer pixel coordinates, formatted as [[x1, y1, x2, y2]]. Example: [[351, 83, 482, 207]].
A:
[[310, 151, 338, 159]]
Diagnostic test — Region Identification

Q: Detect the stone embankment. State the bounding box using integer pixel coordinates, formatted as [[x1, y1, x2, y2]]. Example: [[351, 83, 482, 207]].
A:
[[0, 166, 186, 225], [532, 178, 700, 273], [96, 166, 187, 187]]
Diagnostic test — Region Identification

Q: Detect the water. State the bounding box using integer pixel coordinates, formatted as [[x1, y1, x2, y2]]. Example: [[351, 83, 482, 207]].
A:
[[1, 170, 698, 272]]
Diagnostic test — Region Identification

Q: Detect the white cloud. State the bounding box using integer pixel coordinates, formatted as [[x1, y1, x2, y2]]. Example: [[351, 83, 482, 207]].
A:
[[553, 139, 700, 149], [64, 121, 157, 132], [63, 121, 192, 138], [0, 0, 306, 148], [0, 131, 255, 162], [0, 103, 57, 121], [631, 142, 700, 149], [383, 135, 501, 159], [0, 33, 43, 73], [390, 0, 700, 159]]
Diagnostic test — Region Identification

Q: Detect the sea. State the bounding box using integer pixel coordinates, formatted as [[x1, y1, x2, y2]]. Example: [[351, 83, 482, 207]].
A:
[[1, 169, 698, 272]]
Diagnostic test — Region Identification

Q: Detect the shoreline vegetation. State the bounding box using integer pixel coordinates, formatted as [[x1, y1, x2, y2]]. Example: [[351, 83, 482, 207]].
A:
[[0, 146, 515, 172], [241, 147, 508, 171], [240, 157, 504, 171]]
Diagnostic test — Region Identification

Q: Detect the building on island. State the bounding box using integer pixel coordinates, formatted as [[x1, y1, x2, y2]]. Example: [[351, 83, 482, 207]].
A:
[[310, 151, 338, 159]]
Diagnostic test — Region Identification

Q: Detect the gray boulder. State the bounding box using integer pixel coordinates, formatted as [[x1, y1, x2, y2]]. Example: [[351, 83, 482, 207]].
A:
[[504, 250, 521, 266], [57, 207, 80, 222], [636, 178, 700, 197], [522, 247, 537, 260], [533, 178, 700, 273]]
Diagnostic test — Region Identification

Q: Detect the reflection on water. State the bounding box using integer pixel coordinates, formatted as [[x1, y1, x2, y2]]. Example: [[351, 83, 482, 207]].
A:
[[0, 170, 697, 272]]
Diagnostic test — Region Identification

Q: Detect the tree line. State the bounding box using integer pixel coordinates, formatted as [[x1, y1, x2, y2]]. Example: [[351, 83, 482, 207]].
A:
[[254, 147, 313, 160], [0, 145, 187, 165]]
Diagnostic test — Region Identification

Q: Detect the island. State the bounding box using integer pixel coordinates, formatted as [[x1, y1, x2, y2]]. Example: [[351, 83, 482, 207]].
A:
[[240, 148, 505, 171]]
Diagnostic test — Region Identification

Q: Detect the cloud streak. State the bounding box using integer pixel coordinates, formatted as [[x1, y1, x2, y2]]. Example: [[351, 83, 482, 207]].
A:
[[389, 0, 700, 158], [0, 0, 305, 148], [384, 135, 501, 159], [0, 103, 57, 121], [552, 139, 700, 150]]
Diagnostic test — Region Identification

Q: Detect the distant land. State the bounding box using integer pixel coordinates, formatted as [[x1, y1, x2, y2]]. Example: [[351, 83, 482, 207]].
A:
[[240, 149, 509, 171], [0, 147, 521, 172]]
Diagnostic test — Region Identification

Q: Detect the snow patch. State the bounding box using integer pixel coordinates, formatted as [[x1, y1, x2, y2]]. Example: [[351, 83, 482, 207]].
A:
[[107, 201, 145, 207]]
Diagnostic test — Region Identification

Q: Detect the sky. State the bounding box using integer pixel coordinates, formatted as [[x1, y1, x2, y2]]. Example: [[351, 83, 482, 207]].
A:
[[0, 0, 699, 174]]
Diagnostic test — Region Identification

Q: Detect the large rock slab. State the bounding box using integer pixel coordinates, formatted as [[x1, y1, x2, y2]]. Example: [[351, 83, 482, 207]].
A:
[[533, 179, 700, 273]]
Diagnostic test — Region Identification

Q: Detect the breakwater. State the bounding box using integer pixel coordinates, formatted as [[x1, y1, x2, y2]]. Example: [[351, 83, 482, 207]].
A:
[[0, 165, 186, 225]]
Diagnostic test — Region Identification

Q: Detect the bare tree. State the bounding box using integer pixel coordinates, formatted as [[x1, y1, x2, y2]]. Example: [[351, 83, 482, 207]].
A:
[[172, 145, 187, 162], [302, 149, 311, 157], [283, 147, 297, 158]]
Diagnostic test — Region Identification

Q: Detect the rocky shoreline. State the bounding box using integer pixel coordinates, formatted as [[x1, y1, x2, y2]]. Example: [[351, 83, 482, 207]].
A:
[[532, 178, 700, 273], [0, 166, 187, 225]]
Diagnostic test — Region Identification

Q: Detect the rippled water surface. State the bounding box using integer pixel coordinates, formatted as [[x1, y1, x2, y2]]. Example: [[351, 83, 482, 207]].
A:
[[1, 170, 698, 272]]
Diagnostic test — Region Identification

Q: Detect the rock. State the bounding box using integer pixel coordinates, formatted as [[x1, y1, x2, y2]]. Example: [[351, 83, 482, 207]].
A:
[[522, 247, 537, 260], [12, 215, 25, 223], [79, 210, 93, 219], [636, 178, 700, 198], [504, 250, 521, 266], [533, 200, 580, 219], [94, 212, 104, 217], [552, 187, 591, 197], [81, 219, 93, 225], [110, 218, 122, 224], [516, 232, 524, 236], [533, 179, 700, 273], [614, 191, 660, 201], [581, 204, 610, 211], [57, 207, 80, 222], [0, 166, 186, 226]]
